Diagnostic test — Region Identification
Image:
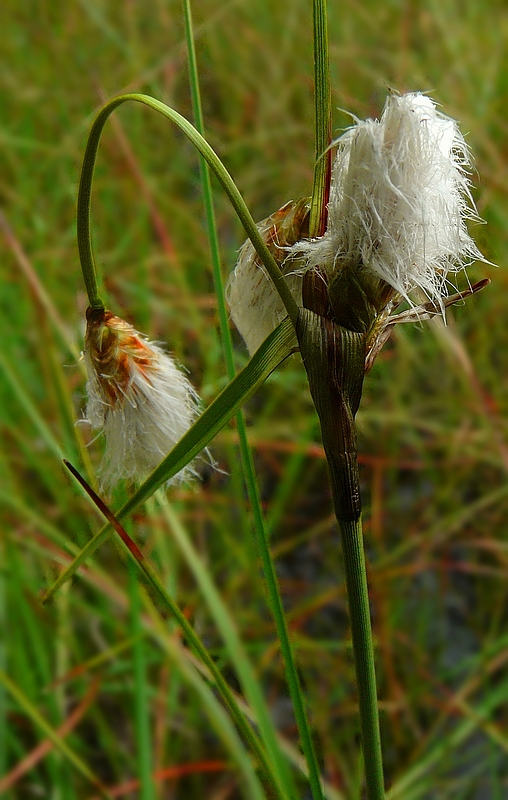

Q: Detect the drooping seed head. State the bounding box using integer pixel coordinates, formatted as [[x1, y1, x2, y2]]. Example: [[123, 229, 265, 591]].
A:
[[84, 307, 200, 489]]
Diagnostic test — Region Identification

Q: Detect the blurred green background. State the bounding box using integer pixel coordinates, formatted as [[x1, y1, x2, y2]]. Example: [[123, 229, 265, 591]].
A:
[[1, 0, 507, 798]]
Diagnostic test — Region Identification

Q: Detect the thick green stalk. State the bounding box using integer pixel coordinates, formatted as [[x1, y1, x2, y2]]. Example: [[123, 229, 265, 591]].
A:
[[309, 0, 332, 238], [296, 306, 385, 799], [182, 4, 323, 795]]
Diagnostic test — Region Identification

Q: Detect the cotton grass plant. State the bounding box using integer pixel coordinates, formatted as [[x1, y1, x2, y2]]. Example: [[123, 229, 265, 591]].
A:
[[37, 1, 491, 799]]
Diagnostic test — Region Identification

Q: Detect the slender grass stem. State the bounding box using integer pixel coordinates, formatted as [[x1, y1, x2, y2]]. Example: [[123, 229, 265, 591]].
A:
[[181, 0, 231, 373], [309, 0, 332, 238], [128, 548, 155, 800], [140, 590, 267, 800], [183, 3, 324, 796], [339, 517, 385, 800]]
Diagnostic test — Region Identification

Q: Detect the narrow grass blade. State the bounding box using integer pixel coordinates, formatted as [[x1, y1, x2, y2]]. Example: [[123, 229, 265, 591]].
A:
[[0, 669, 111, 798], [0, 349, 63, 461], [387, 680, 508, 800], [143, 594, 266, 800], [309, 0, 332, 238], [61, 460, 287, 800], [128, 554, 155, 800], [232, 441, 325, 800], [159, 499, 298, 799], [0, 675, 100, 794]]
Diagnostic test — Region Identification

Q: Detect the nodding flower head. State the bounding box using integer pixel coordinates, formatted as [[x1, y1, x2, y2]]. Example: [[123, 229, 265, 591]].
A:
[[294, 92, 486, 311], [84, 307, 200, 490]]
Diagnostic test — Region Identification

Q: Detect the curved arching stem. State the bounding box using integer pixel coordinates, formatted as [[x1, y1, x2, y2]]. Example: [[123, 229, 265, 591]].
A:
[[76, 93, 299, 324]]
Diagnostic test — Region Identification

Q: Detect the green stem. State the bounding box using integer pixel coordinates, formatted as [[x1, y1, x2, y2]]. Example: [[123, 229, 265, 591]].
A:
[[309, 0, 332, 238], [181, 0, 236, 383], [296, 305, 385, 799], [77, 143, 105, 310], [128, 554, 155, 800], [339, 517, 385, 800], [126, 538, 288, 800], [76, 93, 299, 325], [182, 5, 323, 795]]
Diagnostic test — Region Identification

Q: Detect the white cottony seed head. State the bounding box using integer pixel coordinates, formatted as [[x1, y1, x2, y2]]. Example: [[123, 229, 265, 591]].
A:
[[228, 93, 487, 355], [84, 308, 200, 490], [294, 92, 486, 306]]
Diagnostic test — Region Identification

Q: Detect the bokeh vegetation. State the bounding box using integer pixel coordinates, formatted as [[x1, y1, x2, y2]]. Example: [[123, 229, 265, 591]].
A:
[[1, 0, 507, 797]]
